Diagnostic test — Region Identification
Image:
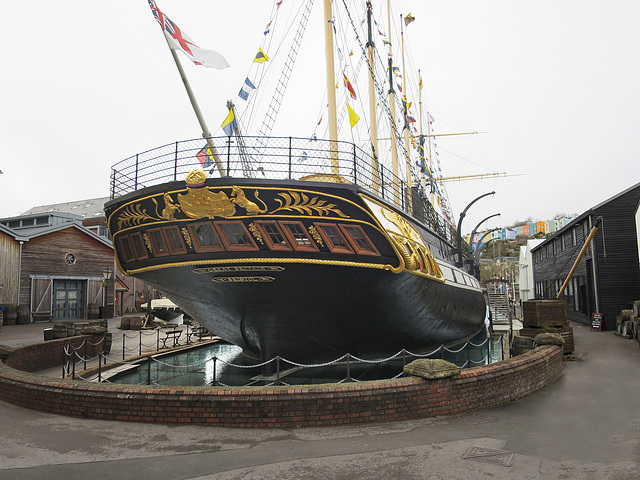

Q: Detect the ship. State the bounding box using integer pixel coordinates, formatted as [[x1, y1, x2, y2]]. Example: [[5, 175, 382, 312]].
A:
[[104, 0, 487, 363]]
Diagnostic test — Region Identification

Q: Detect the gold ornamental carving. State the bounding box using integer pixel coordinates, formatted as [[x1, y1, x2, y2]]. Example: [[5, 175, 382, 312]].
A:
[[381, 207, 444, 281]]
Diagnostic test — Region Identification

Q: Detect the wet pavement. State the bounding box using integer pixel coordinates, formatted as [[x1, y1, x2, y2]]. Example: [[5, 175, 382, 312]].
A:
[[0, 320, 639, 479]]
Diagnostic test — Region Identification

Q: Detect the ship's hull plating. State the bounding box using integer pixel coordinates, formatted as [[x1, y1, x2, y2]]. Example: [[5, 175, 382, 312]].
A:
[[106, 176, 486, 363]]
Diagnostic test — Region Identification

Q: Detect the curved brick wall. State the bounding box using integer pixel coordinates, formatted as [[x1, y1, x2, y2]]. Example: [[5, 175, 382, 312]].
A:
[[0, 340, 563, 427]]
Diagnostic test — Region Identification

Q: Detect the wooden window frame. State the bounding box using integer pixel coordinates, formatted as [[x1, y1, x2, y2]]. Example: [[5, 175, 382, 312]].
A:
[[214, 221, 259, 251], [315, 222, 354, 254], [118, 236, 136, 263], [187, 221, 225, 253], [255, 220, 292, 251], [339, 224, 380, 256], [279, 221, 319, 252], [161, 226, 188, 255], [147, 228, 170, 257], [129, 232, 149, 260]]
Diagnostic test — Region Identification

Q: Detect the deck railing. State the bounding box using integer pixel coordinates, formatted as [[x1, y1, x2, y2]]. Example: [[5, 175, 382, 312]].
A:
[[109, 136, 460, 244]]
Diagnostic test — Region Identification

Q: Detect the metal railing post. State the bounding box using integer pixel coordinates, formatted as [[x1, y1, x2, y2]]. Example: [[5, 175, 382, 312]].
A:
[[288, 137, 292, 179], [174, 141, 178, 180], [98, 353, 102, 382], [135, 154, 139, 191], [139, 331, 142, 357], [122, 335, 126, 361], [353, 143, 357, 183], [147, 356, 152, 385], [211, 357, 217, 386], [275, 356, 282, 385], [84, 342, 88, 371]]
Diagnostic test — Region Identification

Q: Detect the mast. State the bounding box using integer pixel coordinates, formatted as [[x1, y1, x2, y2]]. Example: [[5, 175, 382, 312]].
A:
[[323, 0, 339, 175], [366, 1, 380, 194], [400, 14, 413, 214], [164, 33, 226, 177], [386, 0, 401, 206]]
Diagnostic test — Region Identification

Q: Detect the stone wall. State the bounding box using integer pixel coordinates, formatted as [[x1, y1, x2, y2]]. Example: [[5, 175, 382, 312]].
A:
[[0, 343, 563, 428]]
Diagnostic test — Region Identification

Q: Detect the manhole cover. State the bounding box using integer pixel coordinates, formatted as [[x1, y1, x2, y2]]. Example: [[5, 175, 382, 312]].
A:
[[462, 446, 516, 467]]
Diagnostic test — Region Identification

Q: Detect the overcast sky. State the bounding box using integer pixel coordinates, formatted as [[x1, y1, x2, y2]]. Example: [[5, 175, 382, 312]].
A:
[[1, 0, 638, 235]]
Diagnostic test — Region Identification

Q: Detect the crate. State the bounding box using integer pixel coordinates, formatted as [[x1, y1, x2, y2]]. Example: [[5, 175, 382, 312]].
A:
[[522, 300, 568, 328], [520, 326, 574, 354]]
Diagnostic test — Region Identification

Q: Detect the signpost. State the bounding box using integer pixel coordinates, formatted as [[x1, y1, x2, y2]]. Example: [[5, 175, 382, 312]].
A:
[[590, 312, 604, 332]]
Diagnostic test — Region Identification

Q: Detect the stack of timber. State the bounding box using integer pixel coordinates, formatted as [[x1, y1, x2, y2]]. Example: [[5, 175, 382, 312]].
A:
[[520, 300, 574, 354]]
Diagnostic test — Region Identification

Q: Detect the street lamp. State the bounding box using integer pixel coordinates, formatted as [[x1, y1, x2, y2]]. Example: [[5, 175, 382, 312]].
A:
[[456, 191, 495, 267], [102, 267, 113, 329]]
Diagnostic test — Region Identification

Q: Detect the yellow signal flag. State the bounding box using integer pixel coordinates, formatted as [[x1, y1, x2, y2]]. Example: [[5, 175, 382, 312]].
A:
[[347, 104, 360, 128], [254, 48, 269, 63]]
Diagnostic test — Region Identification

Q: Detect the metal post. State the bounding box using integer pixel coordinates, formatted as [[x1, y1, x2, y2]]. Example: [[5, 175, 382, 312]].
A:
[[353, 143, 357, 184], [212, 357, 217, 386], [122, 335, 126, 361], [147, 356, 152, 386], [139, 331, 142, 357], [288, 137, 292, 179], [174, 141, 178, 181], [98, 353, 102, 382], [135, 154, 139, 190], [345, 353, 353, 382], [275, 356, 282, 385]]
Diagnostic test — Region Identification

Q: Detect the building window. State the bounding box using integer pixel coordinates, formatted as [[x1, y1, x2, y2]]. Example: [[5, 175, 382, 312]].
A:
[[315, 223, 354, 254], [255, 221, 291, 251], [280, 221, 319, 252], [148, 228, 170, 257], [188, 222, 224, 252], [215, 221, 258, 251], [340, 225, 379, 255], [162, 226, 187, 255]]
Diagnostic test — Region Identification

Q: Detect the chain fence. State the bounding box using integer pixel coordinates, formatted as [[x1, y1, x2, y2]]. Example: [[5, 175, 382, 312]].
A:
[[62, 330, 505, 386]]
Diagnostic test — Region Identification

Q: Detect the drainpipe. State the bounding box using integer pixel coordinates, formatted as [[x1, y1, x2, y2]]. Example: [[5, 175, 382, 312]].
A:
[[17, 241, 23, 305]]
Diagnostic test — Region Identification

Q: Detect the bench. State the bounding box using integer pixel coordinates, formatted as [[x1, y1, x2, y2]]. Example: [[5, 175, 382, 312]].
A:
[[159, 330, 182, 349]]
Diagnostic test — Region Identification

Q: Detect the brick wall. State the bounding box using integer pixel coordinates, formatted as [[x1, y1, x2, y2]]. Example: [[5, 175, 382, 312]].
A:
[[3, 335, 108, 373], [0, 344, 563, 427]]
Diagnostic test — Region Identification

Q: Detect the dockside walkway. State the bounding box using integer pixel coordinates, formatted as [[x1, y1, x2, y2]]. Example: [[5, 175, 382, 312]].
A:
[[0, 320, 639, 479]]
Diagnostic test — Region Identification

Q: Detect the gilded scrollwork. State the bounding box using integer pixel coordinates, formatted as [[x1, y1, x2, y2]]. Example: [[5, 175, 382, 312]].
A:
[[248, 222, 264, 244], [143, 233, 153, 253], [308, 225, 325, 247], [116, 204, 156, 229], [181, 227, 193, 249], [381, 207, 444, 280], [271, 191, 349, 218]]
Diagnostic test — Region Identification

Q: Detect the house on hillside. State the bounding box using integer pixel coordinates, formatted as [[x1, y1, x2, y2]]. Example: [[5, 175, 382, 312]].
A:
[[531, 182, 640, 326]]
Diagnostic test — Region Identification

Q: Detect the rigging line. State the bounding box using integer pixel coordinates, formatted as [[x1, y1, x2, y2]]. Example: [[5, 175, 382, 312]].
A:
[[436, 142, 500, 172]]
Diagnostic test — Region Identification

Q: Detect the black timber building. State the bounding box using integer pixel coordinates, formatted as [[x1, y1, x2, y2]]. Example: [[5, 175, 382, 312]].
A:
[[531, 182, 640, 327]]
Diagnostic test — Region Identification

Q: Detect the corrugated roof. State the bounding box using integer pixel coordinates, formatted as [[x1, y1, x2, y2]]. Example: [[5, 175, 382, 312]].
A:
[[21, 197, 109, 219]]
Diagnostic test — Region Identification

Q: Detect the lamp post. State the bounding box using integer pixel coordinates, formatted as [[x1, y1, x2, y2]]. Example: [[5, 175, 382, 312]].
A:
[[102, 267, 113, 329], [456, 191, 495, 267]]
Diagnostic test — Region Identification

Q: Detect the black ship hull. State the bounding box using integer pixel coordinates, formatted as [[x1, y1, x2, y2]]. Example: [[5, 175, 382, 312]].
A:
[[106, 172, 486, 363]]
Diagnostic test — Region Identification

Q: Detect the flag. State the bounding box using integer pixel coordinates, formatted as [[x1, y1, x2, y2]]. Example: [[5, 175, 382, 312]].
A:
[[148, 0, 229, 69], [347, 104, 360, 128], [221, 109, 237, 136], [254, 48, 269, 63], [264, 21, 271, 35], [276, 0, 283, 6], [404, 13, 415, 26], [238, 77, 256, 100], [343, 73, 357, 100], [196, 144, 214, 168]]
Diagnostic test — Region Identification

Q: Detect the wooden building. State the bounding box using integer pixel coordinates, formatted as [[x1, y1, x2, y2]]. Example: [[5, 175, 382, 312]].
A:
[[0, 211, 115, 321], [532, 182, 640, 326]]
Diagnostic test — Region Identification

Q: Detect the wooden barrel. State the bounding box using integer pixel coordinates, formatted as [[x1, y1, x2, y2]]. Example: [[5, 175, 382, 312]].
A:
[[16, 305, 30, 324], [512, 335, 534, 356], [120, 317, 131, 330], [3, 306, 17, 326], [87, 303, 100, 320], [52, 324, 68, 339], [129, 317, 143, 330]]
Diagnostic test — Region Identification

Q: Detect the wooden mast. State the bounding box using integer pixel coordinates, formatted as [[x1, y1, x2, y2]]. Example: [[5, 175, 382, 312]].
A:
[[323, 0, 339, 175], [386, 0, 401, 206], [400, 14, 413, 214], [163, 33, 226, 177], [366, 1, 380, 194]]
